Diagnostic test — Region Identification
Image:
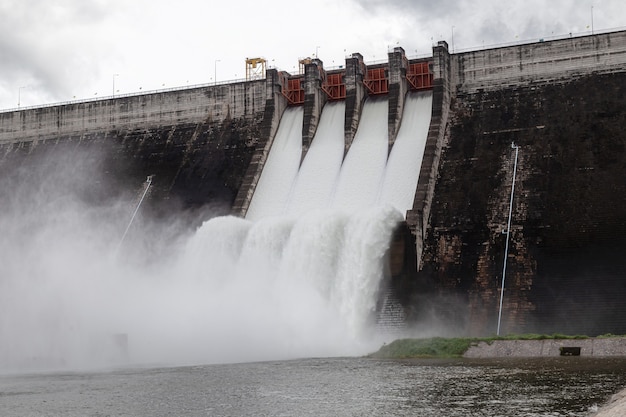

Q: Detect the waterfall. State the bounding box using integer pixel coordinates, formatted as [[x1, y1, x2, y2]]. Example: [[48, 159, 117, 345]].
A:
[[245, 107, 303, 221], [285, 102, 345, 216], [330, 97, 389, 211], [378, 91, 433, 213]]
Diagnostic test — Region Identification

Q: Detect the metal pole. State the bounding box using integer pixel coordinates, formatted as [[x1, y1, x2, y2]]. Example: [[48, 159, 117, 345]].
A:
[[497, 143, 519, 336], [214, 60, 220, 85], [113, 73, 119, 96], [18, 86, 27, 108], [591, 6, 594, 35], [451, 26, 455, 53], [115, 176, 153, 255]]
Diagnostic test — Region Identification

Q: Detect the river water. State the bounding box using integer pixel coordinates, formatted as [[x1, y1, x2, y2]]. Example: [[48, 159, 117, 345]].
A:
[[1, 356, 624, 416]]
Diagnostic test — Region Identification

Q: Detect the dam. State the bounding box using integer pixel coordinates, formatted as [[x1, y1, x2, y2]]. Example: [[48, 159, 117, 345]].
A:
[[1, 30, 626, 368]]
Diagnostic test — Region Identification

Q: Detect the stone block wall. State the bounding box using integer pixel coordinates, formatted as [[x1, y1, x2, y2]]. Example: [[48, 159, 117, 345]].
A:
[[0, 81, 266, 145], [0, 81, 268, 221], [454, 30, 626, 93], [417, 70, 626, 336]]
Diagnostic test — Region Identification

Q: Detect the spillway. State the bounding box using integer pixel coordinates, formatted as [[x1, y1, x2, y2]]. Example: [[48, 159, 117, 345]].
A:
[[378, 91, 433, 213], [238, 91, 433, 344], [245, 107, 304, 221], [285, 102, 345, 216], [330, 98, 389, 212], [249, 92, 433, 218]]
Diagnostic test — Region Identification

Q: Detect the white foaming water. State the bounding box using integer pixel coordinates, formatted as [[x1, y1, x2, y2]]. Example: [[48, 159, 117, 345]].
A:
[[378, 91, 433, 213], [285, 102, 345, 216], [0, 94, 433, 372], [330, 97, 389, 211], [0, 205, 401, 372], [245, 107, 303, 221], [134, 206, 402, 365]]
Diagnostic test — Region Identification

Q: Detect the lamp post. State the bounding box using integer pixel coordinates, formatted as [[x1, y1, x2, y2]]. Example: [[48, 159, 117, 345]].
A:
[[451, 26, 455, 53], [497, 142, 520, 336], [214, 59, 220, 85], [18, 85, 28, 108], [113, 73, 119, 96]]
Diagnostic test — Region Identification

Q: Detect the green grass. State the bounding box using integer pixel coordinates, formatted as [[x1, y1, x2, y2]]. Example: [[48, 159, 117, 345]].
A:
[[368, 333, 601, 359]]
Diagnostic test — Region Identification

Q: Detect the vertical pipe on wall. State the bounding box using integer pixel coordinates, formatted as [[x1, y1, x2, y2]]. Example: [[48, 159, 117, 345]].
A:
[[497, 143, 520, 336]]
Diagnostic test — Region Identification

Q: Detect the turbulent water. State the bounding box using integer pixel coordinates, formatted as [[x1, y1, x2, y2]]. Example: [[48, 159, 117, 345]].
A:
[[249, 90, 433, 218], [0, 91, 433, 373], [0, 202, 402, 372], [2, 357, 625, 416]]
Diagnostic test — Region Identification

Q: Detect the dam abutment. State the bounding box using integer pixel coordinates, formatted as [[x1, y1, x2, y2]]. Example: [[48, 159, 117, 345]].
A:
[[415, 30, 626, 336], [407, 40, 453, 269]]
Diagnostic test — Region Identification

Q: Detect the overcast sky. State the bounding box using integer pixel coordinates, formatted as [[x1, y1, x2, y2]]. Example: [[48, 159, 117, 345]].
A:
[[1, 0, 624, 110]]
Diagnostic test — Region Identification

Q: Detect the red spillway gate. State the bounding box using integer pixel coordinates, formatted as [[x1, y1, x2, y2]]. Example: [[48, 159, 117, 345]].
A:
[[363, 67, 389, 95], [322, 72, 346, 100], [407, 61, 433, 90], [281, 77, 304, 105]]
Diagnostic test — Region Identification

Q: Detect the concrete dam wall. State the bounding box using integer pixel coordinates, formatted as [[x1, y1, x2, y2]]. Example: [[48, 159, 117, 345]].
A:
[[413, 30, 626, 336], [0, 81, 268, 218], [1, 30, 626, 337]]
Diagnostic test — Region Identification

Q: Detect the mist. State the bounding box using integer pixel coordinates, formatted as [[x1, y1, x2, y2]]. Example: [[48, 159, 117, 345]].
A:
[[0, 147, 399, 373]]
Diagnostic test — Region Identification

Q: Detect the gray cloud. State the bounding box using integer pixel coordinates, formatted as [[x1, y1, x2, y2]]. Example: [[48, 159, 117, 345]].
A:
[[0, 0, 117, 104], [354, 0, 462, 15]]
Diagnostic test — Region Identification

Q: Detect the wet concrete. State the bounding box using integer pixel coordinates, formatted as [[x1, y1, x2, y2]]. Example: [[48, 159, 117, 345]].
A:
[[464, 337, 626, 358]]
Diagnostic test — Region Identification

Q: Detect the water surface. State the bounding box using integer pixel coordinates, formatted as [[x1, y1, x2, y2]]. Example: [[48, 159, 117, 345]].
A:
[[1, 357, 624, 416]]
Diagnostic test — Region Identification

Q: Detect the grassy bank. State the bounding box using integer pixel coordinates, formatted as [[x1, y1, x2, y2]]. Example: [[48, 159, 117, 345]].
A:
[[368, 334, 594, 359]]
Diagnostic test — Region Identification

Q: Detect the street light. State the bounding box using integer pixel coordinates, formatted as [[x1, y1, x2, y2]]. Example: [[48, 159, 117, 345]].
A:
[[113, 73, 119, 96], [451, 26, 455, 53], [214, 59, 221, 85], [18, 85, 29, 108], [497, 143, 520, 336]]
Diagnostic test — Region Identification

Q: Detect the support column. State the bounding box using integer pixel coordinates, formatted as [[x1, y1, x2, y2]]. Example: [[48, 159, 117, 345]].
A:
[[343, 52, 366, 157], [302, 58, 326, 161], [387, 46, 409, 151], [406, 41, 453, 268]]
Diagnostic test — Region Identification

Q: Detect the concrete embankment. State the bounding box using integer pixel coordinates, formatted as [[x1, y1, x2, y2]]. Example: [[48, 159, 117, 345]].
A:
[[463, 337, 626, 358], [592, 388, 626, 417], [463, 338, 626, 416]]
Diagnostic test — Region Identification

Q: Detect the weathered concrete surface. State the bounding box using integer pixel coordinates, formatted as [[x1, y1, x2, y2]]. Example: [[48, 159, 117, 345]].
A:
[[302, 59, 326, 159], [0, 100, 266, 221], [387, 47, 409, 149], [343, 53, 367, 155], [407, 41, 452, 269], [593, 388, 626, 417], [453, 30, 626, 92], [0, 82, 265, 144], [464, 338, 626, 358], [412, 30, 626, 336]]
